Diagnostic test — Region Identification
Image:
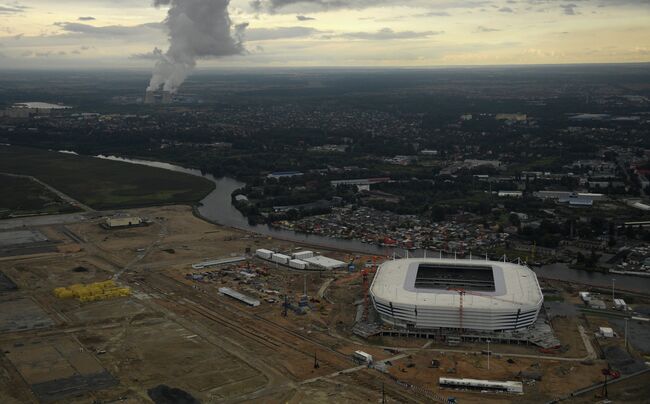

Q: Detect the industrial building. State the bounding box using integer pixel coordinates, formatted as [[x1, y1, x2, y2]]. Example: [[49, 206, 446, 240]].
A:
[[255, 249, 274, 259], [271, 253, 291, 265], [370, 258, 543, 331], [255, 249, 345, 270], [104, 215, 143, 228], [292, 250, 314, 260], [289, 259, 309, 270], [302, 255, 346, 270], [192, 256, 246, 269], [218, 287, 260, 307]]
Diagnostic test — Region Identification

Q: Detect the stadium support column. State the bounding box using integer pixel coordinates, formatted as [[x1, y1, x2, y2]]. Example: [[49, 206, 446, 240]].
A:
[[514, 308, 521, 329]]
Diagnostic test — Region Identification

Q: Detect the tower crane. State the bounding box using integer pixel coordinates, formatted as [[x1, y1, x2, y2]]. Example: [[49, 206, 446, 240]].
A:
[[447, 287, 527, 333]]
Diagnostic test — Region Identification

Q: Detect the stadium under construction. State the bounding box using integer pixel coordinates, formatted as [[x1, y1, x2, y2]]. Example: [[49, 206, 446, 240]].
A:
[[360, 258, 559, 348]]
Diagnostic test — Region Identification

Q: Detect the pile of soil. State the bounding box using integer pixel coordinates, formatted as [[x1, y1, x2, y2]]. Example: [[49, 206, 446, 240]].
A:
[[72, 266, 89, 272], [147, 385, 199, 404]]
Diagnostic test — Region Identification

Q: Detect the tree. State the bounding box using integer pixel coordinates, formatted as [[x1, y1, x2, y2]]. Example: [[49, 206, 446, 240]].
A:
[[509, 213, 521, 228]]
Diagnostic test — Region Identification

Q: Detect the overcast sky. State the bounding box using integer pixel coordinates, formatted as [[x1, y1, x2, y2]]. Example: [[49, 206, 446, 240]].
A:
[[0, 0, 649, 69]]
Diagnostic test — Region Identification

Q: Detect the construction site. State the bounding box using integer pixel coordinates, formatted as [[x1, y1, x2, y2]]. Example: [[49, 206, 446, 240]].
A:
[[1, 204, 649, 403]]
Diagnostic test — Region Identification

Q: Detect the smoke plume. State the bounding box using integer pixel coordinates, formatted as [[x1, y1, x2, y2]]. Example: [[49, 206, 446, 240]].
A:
[[148, 0, 245, 93]]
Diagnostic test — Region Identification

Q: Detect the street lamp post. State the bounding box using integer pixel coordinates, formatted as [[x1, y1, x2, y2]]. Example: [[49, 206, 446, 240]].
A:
[[612, 278, 616, 303], [487, 339, 491, 371], [625, 318, 629, 350]]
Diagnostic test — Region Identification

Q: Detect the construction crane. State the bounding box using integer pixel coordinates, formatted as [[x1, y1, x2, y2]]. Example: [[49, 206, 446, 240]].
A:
[[447, 288, 466, 332], [531, 241, 537, 261], [447, 287, 527, 333], [282, 295, 288, 317]]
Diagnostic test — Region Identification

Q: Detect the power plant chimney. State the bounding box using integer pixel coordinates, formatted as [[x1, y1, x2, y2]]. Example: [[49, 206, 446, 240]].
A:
[[161, 91, 173, 104], [144, 90, 156, 104], [143, 89, 173, 105]]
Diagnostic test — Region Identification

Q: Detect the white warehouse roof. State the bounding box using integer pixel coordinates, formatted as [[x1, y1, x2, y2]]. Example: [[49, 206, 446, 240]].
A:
[[303, 255, 346, 269]]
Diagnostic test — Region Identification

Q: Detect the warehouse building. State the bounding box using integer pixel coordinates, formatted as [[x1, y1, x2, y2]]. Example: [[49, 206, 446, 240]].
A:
[[303, 255, 346, 270], [104, 215, 143, 228]]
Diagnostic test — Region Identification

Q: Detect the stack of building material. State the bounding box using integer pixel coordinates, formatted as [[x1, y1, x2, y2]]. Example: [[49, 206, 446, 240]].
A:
[[53, 280, 131, 302]]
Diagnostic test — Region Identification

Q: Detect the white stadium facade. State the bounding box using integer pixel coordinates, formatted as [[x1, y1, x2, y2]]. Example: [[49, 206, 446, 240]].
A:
[[370, 259, 543, 331]]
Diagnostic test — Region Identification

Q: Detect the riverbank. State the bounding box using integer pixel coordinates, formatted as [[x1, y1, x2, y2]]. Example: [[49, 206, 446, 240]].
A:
[[87, 152, 650, 294]]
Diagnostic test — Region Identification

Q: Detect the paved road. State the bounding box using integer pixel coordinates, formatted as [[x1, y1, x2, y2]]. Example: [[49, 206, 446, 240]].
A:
[[0, 212, 90, 230]]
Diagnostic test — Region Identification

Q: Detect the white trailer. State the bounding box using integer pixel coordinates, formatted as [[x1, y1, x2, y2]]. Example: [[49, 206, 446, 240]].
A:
[[289, 259, 309, 270], [271, 253, 291, 265], [352, 350, 373, 364], [614, 298, 627, 311], [293, 250, 314, 260], [600, 327, 614, 338], [256, 249, 274, 259]]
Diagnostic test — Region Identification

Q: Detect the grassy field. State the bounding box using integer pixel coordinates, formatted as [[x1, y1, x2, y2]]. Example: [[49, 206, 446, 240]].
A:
[[0, 174, 80, 218], [0, 146, 215, 210]]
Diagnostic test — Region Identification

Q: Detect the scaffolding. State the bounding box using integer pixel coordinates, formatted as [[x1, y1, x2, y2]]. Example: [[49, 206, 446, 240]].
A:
[[53, 280, 131, 302]]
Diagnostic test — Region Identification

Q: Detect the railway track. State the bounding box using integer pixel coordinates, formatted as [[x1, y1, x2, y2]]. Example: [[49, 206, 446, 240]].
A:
[[345, 371, 424, 404], [130, 273, 430, 402], [153, 272, 353, 361], [138, 275, 351, 372]]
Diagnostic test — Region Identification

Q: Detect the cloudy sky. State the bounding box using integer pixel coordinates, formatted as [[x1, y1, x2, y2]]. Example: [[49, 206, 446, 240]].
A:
[[0, 0, 649, 69]]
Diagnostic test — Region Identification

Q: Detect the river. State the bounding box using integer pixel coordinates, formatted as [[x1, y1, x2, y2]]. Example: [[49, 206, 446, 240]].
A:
[[94, 154, 650, 294]]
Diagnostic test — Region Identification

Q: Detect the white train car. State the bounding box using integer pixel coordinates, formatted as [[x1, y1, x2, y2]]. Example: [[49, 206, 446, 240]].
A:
[[439, 377, 523, 394]]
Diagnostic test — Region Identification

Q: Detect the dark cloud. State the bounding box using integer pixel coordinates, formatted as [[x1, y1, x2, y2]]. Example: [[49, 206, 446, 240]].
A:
[[253, 0, 490, 13], [296, 14, 315, 20], [54, 22, 163, 37], [499, 6, 513, 12], [417, 11, 451, 17], [78, 16, 96, 21], [129, 47, 165, 59], [342, 27, 442, 40], [0, 5, 27, 14], [476, 26, 500, 32], [244, 26, 323, 41], [560, 3, 577, 15]]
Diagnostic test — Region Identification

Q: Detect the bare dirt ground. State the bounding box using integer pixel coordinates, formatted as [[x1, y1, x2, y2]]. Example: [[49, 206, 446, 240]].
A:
[[0, 205, 643, 403]]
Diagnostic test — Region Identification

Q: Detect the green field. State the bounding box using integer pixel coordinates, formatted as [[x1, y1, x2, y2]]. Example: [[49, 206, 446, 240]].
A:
[[0, 146, 215, 210], [0, 174, 80, 218]]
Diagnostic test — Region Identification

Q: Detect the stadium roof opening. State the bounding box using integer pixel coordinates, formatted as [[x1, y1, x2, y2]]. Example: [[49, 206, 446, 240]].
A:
[[414, 263, 495, 292]]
